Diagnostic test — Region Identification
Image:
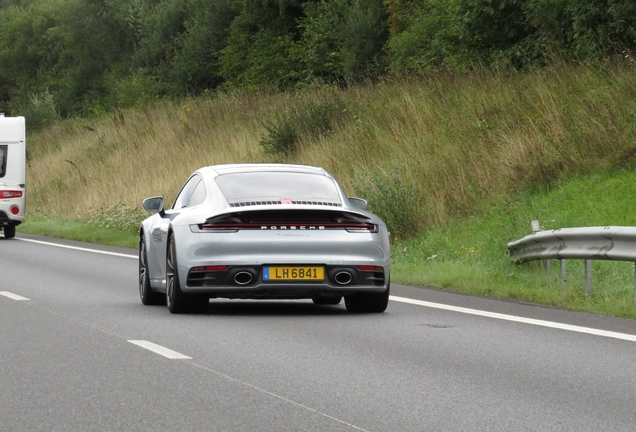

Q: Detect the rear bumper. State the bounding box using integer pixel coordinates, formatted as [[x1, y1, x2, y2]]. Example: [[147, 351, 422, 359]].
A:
[[182, 285, 388, 299], [0, 210, 23, 225], [182, 264, 389, 298], [171, 224, 391, 298]]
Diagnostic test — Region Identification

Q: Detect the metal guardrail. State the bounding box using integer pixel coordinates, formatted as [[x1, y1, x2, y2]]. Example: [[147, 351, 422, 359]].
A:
[[507, 226, 636, 306]]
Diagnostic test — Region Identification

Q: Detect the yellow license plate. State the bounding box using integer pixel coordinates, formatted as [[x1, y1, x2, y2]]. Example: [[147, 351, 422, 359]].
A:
[[264, 266, 324, 281]]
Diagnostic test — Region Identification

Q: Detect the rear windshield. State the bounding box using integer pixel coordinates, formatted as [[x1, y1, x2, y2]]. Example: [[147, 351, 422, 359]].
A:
[[0, 145, 6, 178], [215, 172, 342, 204]]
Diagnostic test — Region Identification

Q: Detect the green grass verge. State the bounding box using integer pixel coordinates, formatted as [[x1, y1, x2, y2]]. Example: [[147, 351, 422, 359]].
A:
[[391, 168, 636, 319], [18, 218, 139, 249]]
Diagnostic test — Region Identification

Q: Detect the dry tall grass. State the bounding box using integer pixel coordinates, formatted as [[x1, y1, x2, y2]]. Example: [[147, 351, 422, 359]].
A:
[[26, 61, 636, 238]]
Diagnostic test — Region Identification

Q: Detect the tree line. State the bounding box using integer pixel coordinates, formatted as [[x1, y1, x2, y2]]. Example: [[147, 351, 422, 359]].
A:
[[1, 0, 634, 125]]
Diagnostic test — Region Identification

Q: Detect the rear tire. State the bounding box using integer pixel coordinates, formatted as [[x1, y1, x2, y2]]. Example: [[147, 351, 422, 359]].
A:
[[139, 234, 164, 306], [3, 225, 15, 238], [166, 234, 207, 313], [345, 283, 390, 313]]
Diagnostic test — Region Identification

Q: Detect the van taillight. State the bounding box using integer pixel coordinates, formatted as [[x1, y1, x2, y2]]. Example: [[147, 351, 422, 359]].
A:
[[10, 205, 19, 215], [1, 191, 22, 198]]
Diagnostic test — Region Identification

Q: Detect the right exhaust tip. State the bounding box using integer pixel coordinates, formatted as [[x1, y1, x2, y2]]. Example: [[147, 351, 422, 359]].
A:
[[234, 271, 253, 285], [334, 271, 353, 285]]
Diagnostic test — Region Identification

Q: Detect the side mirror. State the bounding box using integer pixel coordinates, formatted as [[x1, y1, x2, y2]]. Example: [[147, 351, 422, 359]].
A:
[[142, 196, 165, 217], [348, 197, 368, 210]]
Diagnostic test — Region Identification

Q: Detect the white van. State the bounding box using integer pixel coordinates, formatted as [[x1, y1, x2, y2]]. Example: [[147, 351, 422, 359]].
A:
[[0, 115, 26, 238]]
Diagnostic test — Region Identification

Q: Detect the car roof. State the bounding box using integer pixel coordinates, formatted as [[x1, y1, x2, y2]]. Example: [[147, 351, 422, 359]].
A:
[[201, 163, 329, 177]]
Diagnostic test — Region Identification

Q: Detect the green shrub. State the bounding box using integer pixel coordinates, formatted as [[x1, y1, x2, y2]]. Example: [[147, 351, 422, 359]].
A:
[[261, 119, 298, 155], [299, 0, 388, 83], [260, 96, 349, 154], [167, 0, 236, 95], [15, 90, 60, 131], [352, 165, 422, 239], [109, 71, 161, 109], [85, 203, 147, 232]]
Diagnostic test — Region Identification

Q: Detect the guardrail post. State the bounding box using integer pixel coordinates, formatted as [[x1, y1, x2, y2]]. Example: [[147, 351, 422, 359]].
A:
[[560, 260, 567, 287], [532, 220, 549, 273], [634, 263, 636, 308], [531, 220, 540, 233], [585, 260, 592, 294]]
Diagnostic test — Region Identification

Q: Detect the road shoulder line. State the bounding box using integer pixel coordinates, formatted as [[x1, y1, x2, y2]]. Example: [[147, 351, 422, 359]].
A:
[[17, 237, 136, 258], [390, 295, 636, 342]]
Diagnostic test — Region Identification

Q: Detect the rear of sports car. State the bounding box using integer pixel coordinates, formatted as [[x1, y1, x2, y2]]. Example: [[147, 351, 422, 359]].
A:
[[174, 206, 390, 299]]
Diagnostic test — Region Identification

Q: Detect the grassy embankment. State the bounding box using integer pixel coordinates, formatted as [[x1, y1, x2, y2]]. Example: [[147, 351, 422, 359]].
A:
[[19, 61, 636, 318]]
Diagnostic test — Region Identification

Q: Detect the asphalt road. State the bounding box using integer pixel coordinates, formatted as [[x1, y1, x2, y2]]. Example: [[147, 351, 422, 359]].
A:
[[1, 234, 636, 431]]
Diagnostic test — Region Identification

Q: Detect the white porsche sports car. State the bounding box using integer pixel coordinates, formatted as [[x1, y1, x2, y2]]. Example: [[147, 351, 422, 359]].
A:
[[139, 163, 391, 313]]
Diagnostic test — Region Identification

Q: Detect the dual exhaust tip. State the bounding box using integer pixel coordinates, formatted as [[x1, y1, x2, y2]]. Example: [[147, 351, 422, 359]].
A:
[[232, 270, 354, 286]]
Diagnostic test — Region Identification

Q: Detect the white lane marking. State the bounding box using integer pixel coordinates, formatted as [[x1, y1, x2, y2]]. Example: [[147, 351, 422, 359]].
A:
[[128, 340, 192, 360], [0, 291, 30, 301], [390, 295, 636, 342], [17, 237, 136, 259]]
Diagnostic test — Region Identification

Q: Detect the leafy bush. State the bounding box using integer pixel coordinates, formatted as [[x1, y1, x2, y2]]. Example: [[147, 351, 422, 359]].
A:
[[167, 0, 236, 94], [338, 0, 389, 81], [385, 0, 465, 74], [108, 71, 162, 109], [16, 90, 60, 131], [128, 0, 189, 73], [261, 118, 298, 155], [220, 32, 303, 89], [260, 96, 349, 154], [219, 0, 305, 89], [85, 203, 147, 232], [298, 0, 347, 83], [299, 0, 388, 83], [351, 165, 422, 239], [561, 0, 636, 58]]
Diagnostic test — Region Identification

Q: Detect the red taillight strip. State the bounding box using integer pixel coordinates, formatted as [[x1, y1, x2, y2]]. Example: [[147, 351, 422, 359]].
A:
[[357, 265, 384, 271], [1, 191, 23, 199], [200, 223, 246, 229], [190, 265, 228, 272]]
